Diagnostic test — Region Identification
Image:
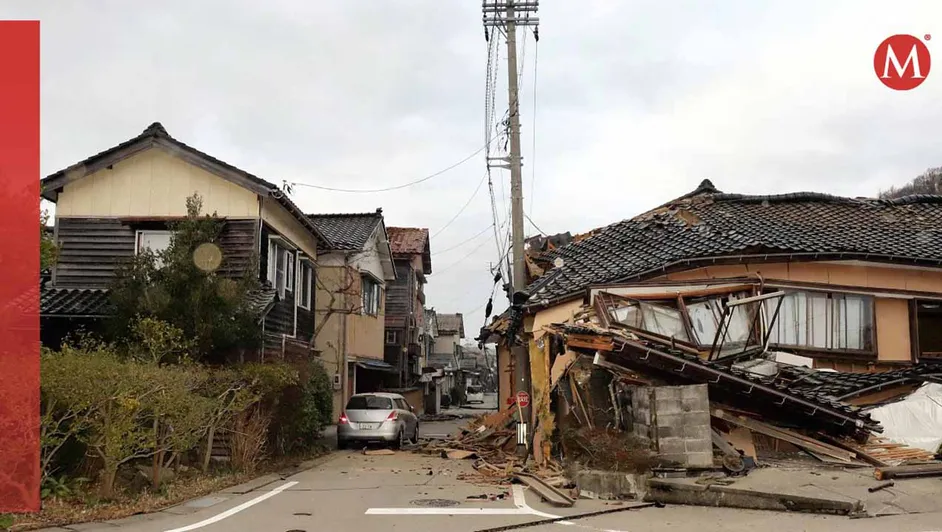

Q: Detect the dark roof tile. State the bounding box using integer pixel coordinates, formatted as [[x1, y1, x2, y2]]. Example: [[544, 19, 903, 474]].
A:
[[527, 184, 942, 306], [308, 210, 383, 251]]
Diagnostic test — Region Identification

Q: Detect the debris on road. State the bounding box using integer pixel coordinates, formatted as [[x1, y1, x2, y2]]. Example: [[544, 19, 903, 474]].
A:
[[363, 449, 396, 456], [868, 481, 895, 493]]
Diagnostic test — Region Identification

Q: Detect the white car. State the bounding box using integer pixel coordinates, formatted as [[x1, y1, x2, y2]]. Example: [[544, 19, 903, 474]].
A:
[[466, 386, 484, 404]]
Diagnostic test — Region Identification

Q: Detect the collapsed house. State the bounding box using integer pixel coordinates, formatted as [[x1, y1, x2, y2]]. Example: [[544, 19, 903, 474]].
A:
[[479, 180, 942, 474]]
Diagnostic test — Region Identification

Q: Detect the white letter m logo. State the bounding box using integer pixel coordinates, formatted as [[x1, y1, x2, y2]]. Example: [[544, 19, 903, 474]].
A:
[[882, 44, 925, 79]]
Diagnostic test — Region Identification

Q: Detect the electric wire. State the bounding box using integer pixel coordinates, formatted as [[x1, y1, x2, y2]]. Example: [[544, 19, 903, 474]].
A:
[[288, 140, 493, 193], [434, 236, 495, 275], [525, 213, 547, 236], [433, 223, 495, 255], [429, 171, 490, 240]]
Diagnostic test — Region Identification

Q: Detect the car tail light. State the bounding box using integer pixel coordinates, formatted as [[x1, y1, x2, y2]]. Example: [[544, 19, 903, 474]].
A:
[[386, 410, 399, 421], [338, 413, 349, 425]]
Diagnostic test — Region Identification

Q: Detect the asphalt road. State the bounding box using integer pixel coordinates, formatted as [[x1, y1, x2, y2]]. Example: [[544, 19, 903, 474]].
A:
[[37, 394, 942, 532]]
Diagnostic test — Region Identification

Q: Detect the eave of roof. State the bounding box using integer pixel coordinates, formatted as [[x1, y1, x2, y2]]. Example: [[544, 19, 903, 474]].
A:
[[41, 122, 334, 248]]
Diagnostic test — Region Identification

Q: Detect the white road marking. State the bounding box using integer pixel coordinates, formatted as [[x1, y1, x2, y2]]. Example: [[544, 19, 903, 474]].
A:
[[365, 484, 628, 532], [164, 481, 298, 532]]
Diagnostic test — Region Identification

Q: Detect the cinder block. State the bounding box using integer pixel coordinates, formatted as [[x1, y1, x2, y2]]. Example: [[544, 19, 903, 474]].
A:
[[655, 400, 682, 415], [687, 451, 715, 468], [680, 384, 708, 400], [687, 439, 714, 455], [657, 437, 687, 455], [683, 424, 712, 441], [657, 453, 689, 465], [655, 386, 681, 400]]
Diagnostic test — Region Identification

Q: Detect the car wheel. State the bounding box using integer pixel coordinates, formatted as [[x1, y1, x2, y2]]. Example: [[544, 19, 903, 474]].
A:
[[392, 428, 405, 450], [413, 423, 420, 443], [337, 438, 347, 450]]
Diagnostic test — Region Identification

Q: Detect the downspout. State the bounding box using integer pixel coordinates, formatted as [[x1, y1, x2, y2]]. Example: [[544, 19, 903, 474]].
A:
[[257, 196, 265, 361], [341, 253, 350, 402]]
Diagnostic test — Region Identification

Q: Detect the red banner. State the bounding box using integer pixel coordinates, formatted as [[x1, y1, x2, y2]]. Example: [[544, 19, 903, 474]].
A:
[[0, 20, 41, 513]]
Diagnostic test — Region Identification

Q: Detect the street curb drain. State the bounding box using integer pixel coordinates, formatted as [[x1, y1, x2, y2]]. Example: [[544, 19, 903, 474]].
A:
[[410, 499, 461, 507]]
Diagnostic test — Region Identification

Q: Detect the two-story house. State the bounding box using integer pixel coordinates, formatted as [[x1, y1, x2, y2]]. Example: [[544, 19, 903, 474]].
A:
[[309, 210, 397, 418], [39, 123, 331, 361], [384, 227, 431, 387]]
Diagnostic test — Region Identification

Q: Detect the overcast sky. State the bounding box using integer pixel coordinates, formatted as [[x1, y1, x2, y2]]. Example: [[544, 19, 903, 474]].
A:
[[8, 0, 942, 337]]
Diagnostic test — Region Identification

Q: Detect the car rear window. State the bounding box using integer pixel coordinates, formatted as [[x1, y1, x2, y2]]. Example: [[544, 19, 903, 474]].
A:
[[346, 396, 393, 410], [467, 387, 481, 394]]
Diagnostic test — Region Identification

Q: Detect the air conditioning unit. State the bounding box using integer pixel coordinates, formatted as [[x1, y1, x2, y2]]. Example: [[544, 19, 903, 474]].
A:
[[332, 373, 342, 391]]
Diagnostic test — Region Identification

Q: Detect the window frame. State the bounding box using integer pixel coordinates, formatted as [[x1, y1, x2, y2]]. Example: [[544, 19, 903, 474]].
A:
[[763, 290, 876, 355], [298, 259, 314, 310], [386, 330, 398, 345], [135, 229, 173, 268], [284, 249, 294, 292], [267, 237, 296, 300], [361, 274, 382, 316]]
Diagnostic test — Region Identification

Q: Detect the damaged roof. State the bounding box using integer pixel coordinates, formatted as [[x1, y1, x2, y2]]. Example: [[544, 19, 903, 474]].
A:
[[775, 362, 942, 402], [553, 323, 881, 438], [309, 209, 384, 251], [387, 227, 432, 274], [436, 313, 465, 338], [527, 179, 942, 308]]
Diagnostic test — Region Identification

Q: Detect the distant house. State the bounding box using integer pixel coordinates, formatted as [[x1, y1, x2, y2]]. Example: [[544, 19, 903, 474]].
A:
[[39, 123, 331, 361], [308, 209, 397, 418], [486, 179, 942, 410], [384, 227, 432, 387], [435, 313, 465, 360]]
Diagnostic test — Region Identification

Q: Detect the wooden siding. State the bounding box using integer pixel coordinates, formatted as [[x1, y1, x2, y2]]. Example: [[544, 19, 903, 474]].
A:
[[54, 217, 259, 287], [385, 259, 414, 323], [54, 218, 135, 287]]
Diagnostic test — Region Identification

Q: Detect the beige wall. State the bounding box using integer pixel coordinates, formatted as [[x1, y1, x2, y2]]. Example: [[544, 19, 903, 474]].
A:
[[261, 197, 319, 259], [875, 299, 912, 362], [56, 147, 258, 218], [315, 263, 385, 364], [660, 261, 942, 294], [434, 333, 459, 355]]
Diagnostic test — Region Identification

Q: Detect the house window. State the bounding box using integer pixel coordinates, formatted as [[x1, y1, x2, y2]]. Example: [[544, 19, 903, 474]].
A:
[[764, 291, 874, 352], [267, 239, 293, 298], [284, 250, 294, 292], [136, 230, 173, 267], [386, 330, 399, 345], [298, 261, 314, 310], [361, 275, 381, 316]]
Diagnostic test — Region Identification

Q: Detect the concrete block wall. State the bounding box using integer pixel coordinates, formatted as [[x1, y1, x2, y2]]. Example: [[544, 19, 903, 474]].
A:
[[630, 384, 713, 468]]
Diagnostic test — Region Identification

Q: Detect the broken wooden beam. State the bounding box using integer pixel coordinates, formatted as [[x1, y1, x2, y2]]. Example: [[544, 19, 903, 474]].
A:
[[875, 463, 942, 481], [712, 409, 855, 463], [514, 473, 575, 507]]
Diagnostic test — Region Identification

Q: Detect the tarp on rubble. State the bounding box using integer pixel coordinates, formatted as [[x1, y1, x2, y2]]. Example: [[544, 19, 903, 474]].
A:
[[869, 383, 942, 454]]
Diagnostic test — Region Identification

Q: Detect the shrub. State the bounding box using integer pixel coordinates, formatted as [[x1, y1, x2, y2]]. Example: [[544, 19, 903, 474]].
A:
[[273, 361, 333, 455]]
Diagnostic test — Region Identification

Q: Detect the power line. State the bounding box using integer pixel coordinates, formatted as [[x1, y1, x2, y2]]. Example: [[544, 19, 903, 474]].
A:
[[433, 224, 494, 255], [288, 140, 491, 193], [528, 34, 540, 215], [435, 237, 494, 275], [430, 171, 490, 240], [525, 213, 547, 236]]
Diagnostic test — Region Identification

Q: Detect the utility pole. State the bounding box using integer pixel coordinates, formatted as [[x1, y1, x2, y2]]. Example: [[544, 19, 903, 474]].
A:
[[483, 0, 539, 454]]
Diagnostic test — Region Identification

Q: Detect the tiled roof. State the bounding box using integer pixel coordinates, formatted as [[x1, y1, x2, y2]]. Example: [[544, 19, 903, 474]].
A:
[[41, 287, 112, 317], [40, 122, 333, 248], [776, 363, 942, 401], [308, 210, 383, 251], [387, 227, 432, 274], [39, 286, 278, 320], [387, 227, 429, 254], [527, 180, 942, 307], [436, 313, 465, 337]]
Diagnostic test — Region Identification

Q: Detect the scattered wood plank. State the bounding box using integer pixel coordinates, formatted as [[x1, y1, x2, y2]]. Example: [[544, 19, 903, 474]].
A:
[[550, 350, 579, 391], [445, 449, 477, 460], [875, 463, 942, 480], [712, 409, 855, 463], [364, 449, 396, 456], [725, 427, 758, 462], [818, 436, 889, 468], [711, 428, 739, 457], [514, 473, 575, 507]]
